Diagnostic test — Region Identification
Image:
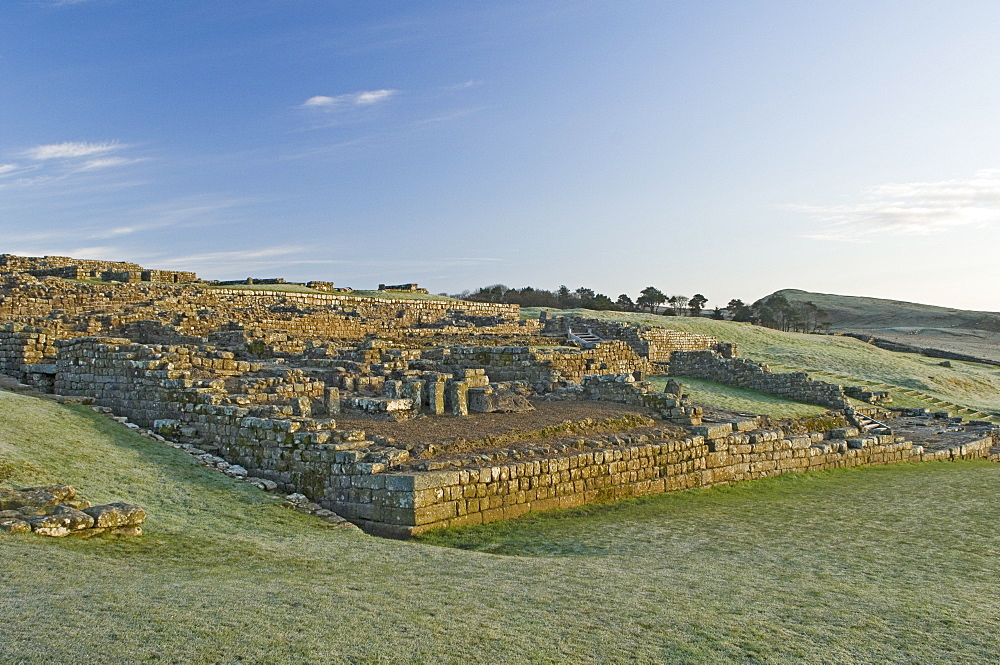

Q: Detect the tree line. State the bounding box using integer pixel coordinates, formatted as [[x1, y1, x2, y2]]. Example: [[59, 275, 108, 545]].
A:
[[455, 284, 830, 333], [453, 284, 709, 316]]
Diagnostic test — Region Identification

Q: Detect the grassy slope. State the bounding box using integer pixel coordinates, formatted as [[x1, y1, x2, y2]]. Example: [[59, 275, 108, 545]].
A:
[[524, 307, 1000, 417], [2, 389, 999, 663], [774, 288, 1000, 331]]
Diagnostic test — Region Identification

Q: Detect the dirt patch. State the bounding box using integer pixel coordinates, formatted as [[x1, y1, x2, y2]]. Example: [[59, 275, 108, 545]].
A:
[[338, 398, 665, 446], [338, 399, 688, 469], [888, 416, 997, 451]]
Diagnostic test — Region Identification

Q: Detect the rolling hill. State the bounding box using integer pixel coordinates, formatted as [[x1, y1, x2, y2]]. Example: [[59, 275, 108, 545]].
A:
[[773, 289, 1000, 363], [773, 289, 1000, 331]]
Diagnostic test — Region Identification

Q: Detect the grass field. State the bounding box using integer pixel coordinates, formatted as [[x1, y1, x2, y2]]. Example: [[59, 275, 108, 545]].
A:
[[3, 388, 999, 663], [525, 307, 1000, 417]]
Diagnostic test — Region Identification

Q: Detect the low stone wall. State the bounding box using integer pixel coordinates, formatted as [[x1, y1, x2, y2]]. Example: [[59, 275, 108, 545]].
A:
[[354, 422, 995, 537], [668, 350, 847, 408], [836, 332, 1000, 368]]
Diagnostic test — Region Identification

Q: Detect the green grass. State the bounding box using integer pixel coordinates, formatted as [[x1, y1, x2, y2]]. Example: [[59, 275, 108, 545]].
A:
[[526, 307, 1000, 417], [649, 375, 830, 418], [3, 388, 1000, 663]]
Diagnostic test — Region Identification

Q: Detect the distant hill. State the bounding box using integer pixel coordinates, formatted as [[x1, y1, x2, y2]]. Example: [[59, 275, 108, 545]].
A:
[[772, 289, 1000, 333]]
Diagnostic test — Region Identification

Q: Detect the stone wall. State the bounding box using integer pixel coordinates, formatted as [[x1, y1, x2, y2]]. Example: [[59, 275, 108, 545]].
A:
[[423, 340, 651, 389], [0, 276, 527, 342], [353, 421, 995, 537], [0, 323, 62, 379], [6, 332, 995, 539], [546, 315, 723, 361], [669, 350, 847, 408], [0, 254, 196, 284], [836, 332, 1000, 368], [50, 338, 399, 507]]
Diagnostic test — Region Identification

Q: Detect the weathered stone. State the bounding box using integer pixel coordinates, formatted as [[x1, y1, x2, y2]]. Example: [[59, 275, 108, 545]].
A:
[[468, 389, 535, 414], [18, 485, 76, 502], [0, 488, 57, 510], [83, 503, 146, 528], [25, 508, 95, 533], [0, 517, 31, 533]]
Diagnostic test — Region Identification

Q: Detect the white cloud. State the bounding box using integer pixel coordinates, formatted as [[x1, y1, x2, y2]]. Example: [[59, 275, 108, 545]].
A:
[[24, 141, 121, 160], [792, 169, 1000, 239], [78, 157, 144, 171], [0, 164, 19, 175], [155, 246, 303, 268], [301, 89, 397, 110], [302, 96, 337, 108], [65, 246, 122, 260], [88, 198, 243, 239]]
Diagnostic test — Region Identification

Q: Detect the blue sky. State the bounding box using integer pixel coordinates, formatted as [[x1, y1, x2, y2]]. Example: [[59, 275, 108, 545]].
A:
[[3, 1, 1000, 310]]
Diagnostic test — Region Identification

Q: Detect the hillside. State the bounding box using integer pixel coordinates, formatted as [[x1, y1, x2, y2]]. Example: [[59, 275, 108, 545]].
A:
[[772, 289, 1000, 331], [523, 307, 1000, 417], [3, 388, 999, 663], [773, 289, 1000, 362]]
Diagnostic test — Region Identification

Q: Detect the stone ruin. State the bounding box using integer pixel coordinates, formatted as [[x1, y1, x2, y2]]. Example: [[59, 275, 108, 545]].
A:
[[0, 485, 145, 537], [0, 254, 996, 537]]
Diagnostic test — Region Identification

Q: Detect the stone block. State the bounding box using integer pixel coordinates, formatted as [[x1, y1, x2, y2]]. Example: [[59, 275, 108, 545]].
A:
[[83, 503, 146, 528]]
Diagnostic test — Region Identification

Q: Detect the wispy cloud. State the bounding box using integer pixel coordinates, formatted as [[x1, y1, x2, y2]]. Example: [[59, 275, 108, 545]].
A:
[[78, 156, 146, 171], [793, 169, 1000, 241], [88, 198, 245, 239], [155, 246, 304, 269], [301, 89, 397, 110], [413, 107, 482, 126], [23, 141, 122, 160], [443, 80, 483, 91], [2, 140, 144, 191]]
